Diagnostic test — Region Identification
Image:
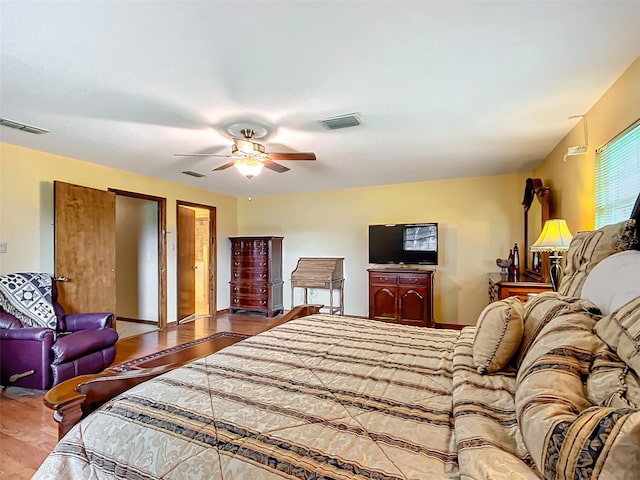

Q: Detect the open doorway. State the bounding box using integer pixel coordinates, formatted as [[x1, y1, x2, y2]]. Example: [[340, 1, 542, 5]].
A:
[[112, 189, 167, 336], [177, 201, 216, 323]]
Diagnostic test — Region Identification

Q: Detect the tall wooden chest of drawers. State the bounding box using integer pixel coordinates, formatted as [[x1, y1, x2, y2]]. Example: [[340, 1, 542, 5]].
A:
[[229, 236, 284, 317]]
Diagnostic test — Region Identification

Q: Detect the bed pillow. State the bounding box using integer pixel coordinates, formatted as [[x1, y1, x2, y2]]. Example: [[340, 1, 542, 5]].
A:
[[558, 219, 638, 298], [582, 250, 640, 316], [515, 311, 640, 479], [595, 296, 640, 375], [515, 292, 600, 367], [472, 297, 524, 374]]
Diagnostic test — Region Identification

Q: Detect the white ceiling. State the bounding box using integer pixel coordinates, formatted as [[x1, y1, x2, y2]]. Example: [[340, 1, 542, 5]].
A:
[[1, 1, 640, 198]]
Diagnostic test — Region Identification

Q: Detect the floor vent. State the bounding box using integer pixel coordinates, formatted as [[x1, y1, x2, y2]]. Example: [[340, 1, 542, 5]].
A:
[[319, 113, 364, 130], [182, 170, 206, 178], [0, 118, 49, 134]]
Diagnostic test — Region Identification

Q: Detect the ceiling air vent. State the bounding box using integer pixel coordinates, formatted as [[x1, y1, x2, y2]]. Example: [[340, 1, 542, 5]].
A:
[[319, 113, 364, 130], [0, 118, 49, 134], [182, 170, 206, 178]]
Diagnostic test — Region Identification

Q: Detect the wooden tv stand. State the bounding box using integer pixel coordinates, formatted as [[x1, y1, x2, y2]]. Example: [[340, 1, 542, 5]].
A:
[[368, 268, 434, 327]]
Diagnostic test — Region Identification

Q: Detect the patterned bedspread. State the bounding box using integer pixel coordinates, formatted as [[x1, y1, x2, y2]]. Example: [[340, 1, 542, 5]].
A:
[[34, 314, 461, 479]]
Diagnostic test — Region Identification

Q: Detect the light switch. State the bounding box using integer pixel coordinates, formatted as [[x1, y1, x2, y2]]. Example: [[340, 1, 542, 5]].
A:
[[0, 242, 6, 253]]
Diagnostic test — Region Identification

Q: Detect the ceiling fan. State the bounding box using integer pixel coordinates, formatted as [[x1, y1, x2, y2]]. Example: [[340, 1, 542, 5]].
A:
[[174, 128, 316, 178]]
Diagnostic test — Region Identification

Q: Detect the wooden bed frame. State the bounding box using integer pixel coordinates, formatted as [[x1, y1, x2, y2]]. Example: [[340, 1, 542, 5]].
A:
[[44, 304, 322, 440]]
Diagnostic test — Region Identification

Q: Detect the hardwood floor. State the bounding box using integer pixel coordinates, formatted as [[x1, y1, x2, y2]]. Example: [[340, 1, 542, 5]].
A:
[[0, 311, 287, 479]]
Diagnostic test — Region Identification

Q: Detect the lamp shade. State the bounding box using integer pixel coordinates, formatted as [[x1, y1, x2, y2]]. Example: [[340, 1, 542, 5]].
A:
[[234, 156, 264, 178], [530, 219, 573, 252]]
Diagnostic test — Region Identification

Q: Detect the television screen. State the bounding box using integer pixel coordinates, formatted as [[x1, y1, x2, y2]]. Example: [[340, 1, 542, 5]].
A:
[[369, 223, 438, 265]]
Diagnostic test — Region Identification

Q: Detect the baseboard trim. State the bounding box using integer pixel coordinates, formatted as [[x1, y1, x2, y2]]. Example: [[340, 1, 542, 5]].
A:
[[434, 322, 466, 330], [117, 317, 158, 326]]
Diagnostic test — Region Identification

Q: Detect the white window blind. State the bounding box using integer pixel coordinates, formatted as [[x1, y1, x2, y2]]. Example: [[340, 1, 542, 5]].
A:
[[595, 120, 640, 228]]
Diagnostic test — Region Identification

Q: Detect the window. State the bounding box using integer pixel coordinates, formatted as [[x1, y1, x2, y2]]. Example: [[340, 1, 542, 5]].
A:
[[595, 120, 640, 228]]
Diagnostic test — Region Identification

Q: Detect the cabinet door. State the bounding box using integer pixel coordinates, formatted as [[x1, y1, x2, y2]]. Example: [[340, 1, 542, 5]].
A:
[[370, 285, 397, 321], [398, 286, 427, 326]]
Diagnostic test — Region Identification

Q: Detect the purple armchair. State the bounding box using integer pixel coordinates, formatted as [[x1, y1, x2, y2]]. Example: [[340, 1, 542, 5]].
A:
[[0, 281, 118, 390]]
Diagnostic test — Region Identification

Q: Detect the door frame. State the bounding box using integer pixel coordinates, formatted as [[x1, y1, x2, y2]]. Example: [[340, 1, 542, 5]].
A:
[[176, 200, 217, 318], [110, 188, 168, 328]]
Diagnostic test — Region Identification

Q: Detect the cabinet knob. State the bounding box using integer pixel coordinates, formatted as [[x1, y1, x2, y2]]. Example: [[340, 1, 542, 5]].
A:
[[260, 288, 266, 293], [233, 286, 239, 292], [260, 300, 266, 305], [234, 261, 240, 266], [233, 298, 239, 304], [260, 273, 266, 278], [234, 273, 239, 278]]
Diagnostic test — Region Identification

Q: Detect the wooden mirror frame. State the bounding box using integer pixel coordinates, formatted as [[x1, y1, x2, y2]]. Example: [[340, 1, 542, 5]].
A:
[[522, 178, 551, 283]]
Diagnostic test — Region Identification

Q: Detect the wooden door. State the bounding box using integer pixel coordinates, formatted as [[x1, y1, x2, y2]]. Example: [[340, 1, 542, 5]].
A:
[[177, 206, 196, 320], [54, 181, 116, 314]]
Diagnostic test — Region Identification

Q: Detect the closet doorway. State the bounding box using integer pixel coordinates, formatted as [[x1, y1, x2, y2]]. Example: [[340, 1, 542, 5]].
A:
[[111, 189, 167, 331], [177, 201, 216, 323]]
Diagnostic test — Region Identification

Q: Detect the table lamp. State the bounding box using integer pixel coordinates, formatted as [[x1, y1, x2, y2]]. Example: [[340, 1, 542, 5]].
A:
[[530, 219, 573, 291]]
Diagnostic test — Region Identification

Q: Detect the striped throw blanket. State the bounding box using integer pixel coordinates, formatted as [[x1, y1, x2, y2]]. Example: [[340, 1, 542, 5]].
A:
[[0, 272, 57, 329]]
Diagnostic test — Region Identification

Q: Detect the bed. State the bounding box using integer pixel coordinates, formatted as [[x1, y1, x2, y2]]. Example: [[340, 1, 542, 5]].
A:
[[34, 199, 640, 479], [36, 312, 462, 479]]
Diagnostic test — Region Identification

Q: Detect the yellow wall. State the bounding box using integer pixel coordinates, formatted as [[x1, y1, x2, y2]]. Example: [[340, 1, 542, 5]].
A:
[[535, 56, 640, 230], [238, 173, 526, 325], [0, 142, 238, 321]]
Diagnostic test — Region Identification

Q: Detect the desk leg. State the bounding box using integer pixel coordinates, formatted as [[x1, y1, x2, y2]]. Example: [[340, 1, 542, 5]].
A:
[[340, 280, 344, 315], [304, 288, 308, 304], [329, 285, 334, 314]]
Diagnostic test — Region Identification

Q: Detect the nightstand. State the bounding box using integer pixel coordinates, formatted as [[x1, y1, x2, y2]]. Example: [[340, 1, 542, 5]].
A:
[[488, 272, 552, 303]]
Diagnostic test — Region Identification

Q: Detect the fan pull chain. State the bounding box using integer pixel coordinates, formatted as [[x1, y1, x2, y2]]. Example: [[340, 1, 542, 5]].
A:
[[247, 177, 253, 201]]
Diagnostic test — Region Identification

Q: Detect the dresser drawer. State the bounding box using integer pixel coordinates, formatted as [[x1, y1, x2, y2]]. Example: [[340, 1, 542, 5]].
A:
[[231, 294, 270, 309], [369, 273, 397, 285], [398, 274, 429, 286], [232, 269, 270, 281], [232, 258, 269, 269], [231, 284, 269, 296]]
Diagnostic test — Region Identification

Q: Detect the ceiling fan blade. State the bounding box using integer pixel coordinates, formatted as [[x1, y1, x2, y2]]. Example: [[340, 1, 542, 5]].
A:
[[174, 153, 230, 157], [212, 161, 236, 171], [267, 152, 316, 161], [263, 159, 290, 173]]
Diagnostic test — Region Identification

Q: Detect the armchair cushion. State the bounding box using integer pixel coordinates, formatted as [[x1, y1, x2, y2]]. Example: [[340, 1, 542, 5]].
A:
[[51, 328, 119, 364]]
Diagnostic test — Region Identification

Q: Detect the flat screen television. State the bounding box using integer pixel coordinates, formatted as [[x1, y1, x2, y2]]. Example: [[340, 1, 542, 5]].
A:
[[369, 223, 438, 265]]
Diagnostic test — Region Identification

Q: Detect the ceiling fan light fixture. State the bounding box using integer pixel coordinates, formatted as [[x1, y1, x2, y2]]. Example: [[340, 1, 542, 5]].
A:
[[234, 156, 264, 178], [233, 140, 266, 156]]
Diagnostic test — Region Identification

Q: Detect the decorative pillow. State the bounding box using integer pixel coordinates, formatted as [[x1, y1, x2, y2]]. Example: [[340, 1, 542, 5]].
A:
[[582, 250, 640, 315], [595, 296, 640, 375], [586, 349, 635, 408], [558, 218, 638, 298], [472, 297, 524, 374], [515, 292, 600, 367], [515, 311, 640, 479]]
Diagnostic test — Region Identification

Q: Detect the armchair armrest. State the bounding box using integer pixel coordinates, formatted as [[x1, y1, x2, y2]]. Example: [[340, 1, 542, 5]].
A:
[[0, 327, 55, 345], [64, 312, 114, 331]]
